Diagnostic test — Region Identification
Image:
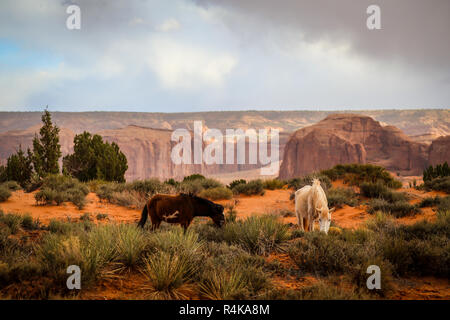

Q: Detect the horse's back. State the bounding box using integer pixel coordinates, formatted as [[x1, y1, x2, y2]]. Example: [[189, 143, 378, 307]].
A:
[[149, 193, 193, 218], [295, 185, 312, 218]]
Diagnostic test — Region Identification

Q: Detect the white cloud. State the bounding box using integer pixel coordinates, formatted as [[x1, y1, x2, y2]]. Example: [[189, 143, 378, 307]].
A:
[[146, 37, 237, 90], [156, 18, 181, 32]]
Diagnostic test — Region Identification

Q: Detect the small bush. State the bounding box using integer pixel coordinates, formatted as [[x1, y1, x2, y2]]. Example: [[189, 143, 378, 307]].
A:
[[438, 196, 450, 213], [321, 164, 402, 188], [141, 251, 198, 299], [327, 187, 358, 208], [419, 196, 442, 208], [1, 181, 21, 191], [21, 214, 41, 230], [0, 213, 23, 234], [368, 199, 420, 217], [199, 187, 232, 200], [423, 176, 450, 193], [262, 179, 285, 190], [360, 181, 407, 202], [115, 224, 148, 267], [36, 233, 108, 285], [222, 215, 290, 255], [228, 179, 246, 189], [183, 174, 205, 181], [232, 179, 264, 196], [199, 268, 247, 300], [34, 175, 89, 209], [0, 186, 12, 202], [96, 213, 108, 220]]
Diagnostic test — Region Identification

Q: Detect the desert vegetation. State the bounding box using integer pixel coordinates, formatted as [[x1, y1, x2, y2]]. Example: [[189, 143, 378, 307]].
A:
[[420, 162, 450, 193], [321, 164, 402, 188], [0, 208, 448, 299], [34, 175, 89, 209]]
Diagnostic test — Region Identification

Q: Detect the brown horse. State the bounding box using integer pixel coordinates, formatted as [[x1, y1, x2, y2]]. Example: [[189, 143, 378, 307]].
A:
[[138, 193, 225, 231]]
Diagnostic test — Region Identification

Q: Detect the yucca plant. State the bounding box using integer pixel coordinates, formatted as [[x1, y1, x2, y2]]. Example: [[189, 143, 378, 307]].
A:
[[199, 268, 247, 300], [141, 251, 198, 299], [222, 215, 290, 255]]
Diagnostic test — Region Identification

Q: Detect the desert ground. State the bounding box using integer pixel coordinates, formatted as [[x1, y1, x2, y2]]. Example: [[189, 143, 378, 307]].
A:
[[1, 179, 448, 300]]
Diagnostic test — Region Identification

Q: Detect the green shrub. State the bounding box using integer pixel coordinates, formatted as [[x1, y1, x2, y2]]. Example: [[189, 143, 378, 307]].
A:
[[183, 174, 205, 181], [199, 187, 233, 200], [423, 176, 450, 193], [288, 174, 331, 191], [0, 186, 11, 202], [368, 199, 420, 217], [21, 214, 40, 230], [437, 196, 450, 213], [0, 213, 23, 234], [34, 175, 89, 209], [36, 234, 108, 284], [327, 187, 358, 208], [141, 251, 198, 299], [1, 181, 21, 191], [96, 213, 108, 220], [115, 224, 148, 267], [222, 215, 290, 255], [86, 179, 108, 193], [419, 196, 442, 208], [232, 179, 264, 196], [127, 179, 172, 195], [47, 219, 93, 235], [321, 164, 402, 188], [359, 181, 407, 202], [228, 179, 246, 189], [96, 183, 148, 208], [148, 228, 202, 253], [262, 179, 285, 190], [199, 268, 247, 300]]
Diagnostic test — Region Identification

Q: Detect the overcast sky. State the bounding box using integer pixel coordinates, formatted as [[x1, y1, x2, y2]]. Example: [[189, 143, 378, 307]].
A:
[[0, 0, 449, 112]]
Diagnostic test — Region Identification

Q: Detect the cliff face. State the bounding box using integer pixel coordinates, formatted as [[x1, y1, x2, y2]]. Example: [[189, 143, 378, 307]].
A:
[[279, 114, 429, 179], [100, 125, 285, 181], [428, 136, 450, 166], [0, 123, 286, 181], [0, 112, 446, 181]]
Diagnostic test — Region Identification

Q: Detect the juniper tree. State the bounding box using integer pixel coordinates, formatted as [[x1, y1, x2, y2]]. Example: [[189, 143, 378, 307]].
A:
[[32, 109, 62, 178], [63, 131, 128, 182], [5, 146, 33, 187]]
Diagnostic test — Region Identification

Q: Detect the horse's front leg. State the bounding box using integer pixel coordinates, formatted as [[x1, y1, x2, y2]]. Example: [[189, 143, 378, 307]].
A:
[[182, 219, 193, 233]]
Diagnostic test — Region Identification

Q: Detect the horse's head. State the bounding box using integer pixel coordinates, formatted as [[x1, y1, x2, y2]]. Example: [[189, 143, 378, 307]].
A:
[[192, 195, 225, 227], [316, 206, 335, 234]]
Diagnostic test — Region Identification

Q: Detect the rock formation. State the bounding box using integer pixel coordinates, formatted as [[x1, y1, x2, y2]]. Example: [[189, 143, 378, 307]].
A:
[[279, 114, 429, 179]]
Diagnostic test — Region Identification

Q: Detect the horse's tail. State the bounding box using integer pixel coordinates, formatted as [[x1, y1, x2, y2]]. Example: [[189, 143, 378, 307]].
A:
[[138, 203, 149, 228]]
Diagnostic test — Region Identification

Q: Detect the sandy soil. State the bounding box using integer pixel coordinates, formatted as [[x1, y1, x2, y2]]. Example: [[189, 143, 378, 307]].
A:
[[0, 190, 141, 224]]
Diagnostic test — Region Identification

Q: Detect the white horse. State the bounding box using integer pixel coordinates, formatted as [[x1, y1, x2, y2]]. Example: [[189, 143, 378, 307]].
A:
[[294, 179, 334, 234]]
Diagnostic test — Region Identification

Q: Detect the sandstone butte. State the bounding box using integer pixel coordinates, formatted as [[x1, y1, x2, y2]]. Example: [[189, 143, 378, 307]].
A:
[[278, 113, 450, 180]]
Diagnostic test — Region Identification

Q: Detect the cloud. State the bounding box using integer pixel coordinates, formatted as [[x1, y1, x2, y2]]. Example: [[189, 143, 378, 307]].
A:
[[193, 0, 450, 72], [0, 0, 448, 111], [156, 18, 181, 32], [146, 37, 237, 90]]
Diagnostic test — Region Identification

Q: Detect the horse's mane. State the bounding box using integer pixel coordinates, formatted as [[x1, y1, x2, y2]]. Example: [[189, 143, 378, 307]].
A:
[[180, 193, 218, 207]]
